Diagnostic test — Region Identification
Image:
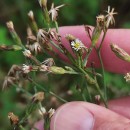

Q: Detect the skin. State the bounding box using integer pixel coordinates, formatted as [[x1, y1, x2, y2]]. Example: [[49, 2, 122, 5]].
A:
[[34, 26, 130, 130]]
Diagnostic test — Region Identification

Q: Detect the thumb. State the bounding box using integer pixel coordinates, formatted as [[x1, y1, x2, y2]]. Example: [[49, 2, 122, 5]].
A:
[[50, 102, 130, 130]]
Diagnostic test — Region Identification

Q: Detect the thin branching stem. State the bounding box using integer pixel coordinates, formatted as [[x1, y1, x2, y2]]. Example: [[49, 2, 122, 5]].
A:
[[30, 79, 68, 103]]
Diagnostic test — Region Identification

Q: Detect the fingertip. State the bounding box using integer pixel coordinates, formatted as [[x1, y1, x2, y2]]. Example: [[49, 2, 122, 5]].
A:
[[50, 102, 94, 130], [50, 101, 130, 130]]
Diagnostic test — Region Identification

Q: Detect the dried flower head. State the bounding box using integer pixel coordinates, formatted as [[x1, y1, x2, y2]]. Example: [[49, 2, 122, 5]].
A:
[[110, 44, 130, 62], [105, 6, 117, 28], [65, 34, 75, 42], [3, 76, 17, 90], [27, 42, 42, 54], [42, 58, 55, 67], [49, 3, 65, 21], [22, 64, 32, 73], [40, 64, 48, 72], [7, 65, 21, 77], [48, 30, 61, 42], [6, 21, 14, 31], [124, 73, 130, 82], [37, 29, 48, 43], [96, 15, 105, 29], [28, 10, 34, 21], [48, 108, 55, 118], [23, 49, 32, 58], [32, 92, 45, 102], [8, 112, 19, 125], [39, 107, 46, 116], [71, 39, 85, 52]]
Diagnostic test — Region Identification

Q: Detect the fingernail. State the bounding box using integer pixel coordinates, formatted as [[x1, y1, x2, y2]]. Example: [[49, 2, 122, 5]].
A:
[[79, 110, 95, 130]]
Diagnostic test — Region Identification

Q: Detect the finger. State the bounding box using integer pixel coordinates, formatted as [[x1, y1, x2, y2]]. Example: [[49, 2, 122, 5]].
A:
[[57, 26, 130, 74], [50, 101, 130, 130], [33, 120, 44, 130], [108, 96, 130, 119]]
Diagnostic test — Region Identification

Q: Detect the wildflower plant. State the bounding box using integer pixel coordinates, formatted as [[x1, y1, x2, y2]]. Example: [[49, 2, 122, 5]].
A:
[[0, 1, 120, 130]]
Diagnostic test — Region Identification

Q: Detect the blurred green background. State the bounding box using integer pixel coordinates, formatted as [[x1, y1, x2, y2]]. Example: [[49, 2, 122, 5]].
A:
[[1, 0, 130, 129]]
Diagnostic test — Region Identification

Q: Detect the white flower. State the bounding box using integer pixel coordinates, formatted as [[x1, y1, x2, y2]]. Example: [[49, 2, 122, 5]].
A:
[[71, 39, 85, 51], [49, 3, 65, 21], [105, 6, 117, 28], [22, 64, 32, 73], [37, 29, 48, 43], [48, 108, 55, 118], [38, 107, 46, 116], [23, 49, 32, 58], [124, 73, 130, 82]]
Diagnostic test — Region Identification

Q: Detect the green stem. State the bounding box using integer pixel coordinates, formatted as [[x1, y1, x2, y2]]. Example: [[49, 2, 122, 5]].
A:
[[30, 79, 68, 103], [83, 46, 93, 67], [19, 125, 25, 130], [97, 30, 108, 104], [49, 91, 67, 103], [85, 85, 92, 102], [50, 40, 64, 53], [95, 81, 108, 108], [98, 31, 107, 51], [43, 7, 50, 29], [97, 50, 107, 103], [55, 21, 59, 33], [78, 67, 108, 108]]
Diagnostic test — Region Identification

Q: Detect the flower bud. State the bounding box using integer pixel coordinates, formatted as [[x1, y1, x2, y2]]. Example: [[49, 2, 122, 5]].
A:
[[38, 0, 47, 8], [91, 26, 102, 47], [28, 10, 34, 21], [110, 44, 130, 62], [49, 66, 66, 74], [6, 21, 14, 31]]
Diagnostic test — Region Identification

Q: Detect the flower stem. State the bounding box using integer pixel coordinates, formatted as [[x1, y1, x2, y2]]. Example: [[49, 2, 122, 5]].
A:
[[30, 79, 68, 103], [97, 51, 107, 103], [78, 67, 108, 108], [55, 21, 59, 33]]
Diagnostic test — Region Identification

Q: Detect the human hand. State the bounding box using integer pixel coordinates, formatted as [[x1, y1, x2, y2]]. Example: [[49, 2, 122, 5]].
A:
[[34, 26, 130, 130]]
